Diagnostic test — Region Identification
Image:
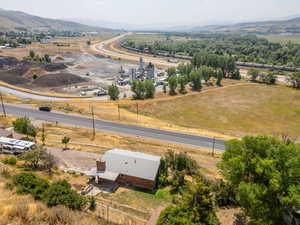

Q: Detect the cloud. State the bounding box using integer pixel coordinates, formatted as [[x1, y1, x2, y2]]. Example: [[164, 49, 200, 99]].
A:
[[95, 0, 105, 6]]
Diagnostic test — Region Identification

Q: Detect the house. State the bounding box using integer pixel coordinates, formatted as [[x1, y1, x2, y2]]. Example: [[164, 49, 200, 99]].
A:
[[87, 149, 161, 190]]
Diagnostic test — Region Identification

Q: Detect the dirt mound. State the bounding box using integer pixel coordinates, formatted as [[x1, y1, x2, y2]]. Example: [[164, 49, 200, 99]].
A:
[[0, 70, 29, 85], [32, 73, 87, 87], [0, 56, 18, 68], [22, 67, 48, 78], [53, 55, 65, 62], [43, 63, 67, 72]]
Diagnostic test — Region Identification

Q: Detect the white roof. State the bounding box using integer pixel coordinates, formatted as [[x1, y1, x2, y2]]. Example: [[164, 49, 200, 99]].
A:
[[0, 137, 35, 148], [102, 149, 161, 181], [86, 168, 119, 181]]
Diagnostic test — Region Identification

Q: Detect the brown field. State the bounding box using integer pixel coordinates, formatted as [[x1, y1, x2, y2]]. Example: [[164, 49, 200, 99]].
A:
[[124, 82, 300, 138], [0, 33, 115, 60]]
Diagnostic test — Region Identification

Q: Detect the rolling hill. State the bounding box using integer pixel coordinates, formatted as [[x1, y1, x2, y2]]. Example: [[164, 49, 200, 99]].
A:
[[0, 9, 114, 32], [191, 17, 300, 34]]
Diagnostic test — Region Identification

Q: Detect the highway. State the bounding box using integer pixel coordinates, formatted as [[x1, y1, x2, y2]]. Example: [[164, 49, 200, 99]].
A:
[[91, 33, 181, 68], [4, 104, 226, 151]]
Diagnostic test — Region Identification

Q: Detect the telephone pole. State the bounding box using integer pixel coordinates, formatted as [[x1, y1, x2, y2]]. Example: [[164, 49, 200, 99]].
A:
[[0, 92, 6, 117], [91, 105, 95, 139], [118, 103, 120, 121], [212, 137, 216, 157], [136, 103, 139, 123]]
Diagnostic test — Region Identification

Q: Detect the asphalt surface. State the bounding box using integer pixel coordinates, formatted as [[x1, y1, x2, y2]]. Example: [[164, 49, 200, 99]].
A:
[[3, 104, 226, 151]]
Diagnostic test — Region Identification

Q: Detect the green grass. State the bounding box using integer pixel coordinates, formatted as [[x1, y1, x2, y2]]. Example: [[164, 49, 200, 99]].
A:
[[261, 35, 300, 44], [104, 187, 172, 212], [125, 83, 300, 138], [127, 33, 166, 44]]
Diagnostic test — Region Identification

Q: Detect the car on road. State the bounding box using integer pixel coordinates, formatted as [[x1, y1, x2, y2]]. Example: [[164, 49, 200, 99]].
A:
[[39, 106, 52, 112]]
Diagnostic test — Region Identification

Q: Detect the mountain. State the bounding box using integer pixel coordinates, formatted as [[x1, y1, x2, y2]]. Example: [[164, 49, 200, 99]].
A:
[[190, 17, 300, 34], [0, 9, 114, 32]]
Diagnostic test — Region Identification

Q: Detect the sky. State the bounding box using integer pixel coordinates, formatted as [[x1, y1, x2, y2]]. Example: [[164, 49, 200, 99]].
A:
[[1, 0, 300, 26]]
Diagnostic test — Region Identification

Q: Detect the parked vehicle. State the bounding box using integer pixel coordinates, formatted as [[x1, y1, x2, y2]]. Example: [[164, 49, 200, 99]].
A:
[[39, 106, 51, 112]]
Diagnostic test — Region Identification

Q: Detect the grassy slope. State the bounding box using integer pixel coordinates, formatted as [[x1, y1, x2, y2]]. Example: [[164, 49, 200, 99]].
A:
[[127, 83, 300, 138]]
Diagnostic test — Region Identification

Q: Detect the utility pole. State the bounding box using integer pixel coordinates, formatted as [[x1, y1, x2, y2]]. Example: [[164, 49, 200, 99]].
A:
[[91, 105, 95, 139], [212, 137, 216, 157], [118, 103, 120, 121], [0, 92, 6, 118], [136, 103, 139, 123]]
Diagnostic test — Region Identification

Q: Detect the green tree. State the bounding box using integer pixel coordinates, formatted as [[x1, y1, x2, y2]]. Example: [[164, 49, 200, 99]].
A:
[[218, 136, 300, 225], [108, 84, 120, 100], [178, 76, 187, 94], [247, 68, 260, 81], [157, 180, 219, 225], [167, 67, 176, 78], [44, 54, 51, 63], [29, 50, 35, 59], [13, 117, 36, 139], [144, 80, 156, 99], [261, 72, 277, 85], [190, 69, 202, 91], [168, 75, 178, 95], [42, 180, 86, 210], [21, 145, 46, 169], [131, 80, 146, 100], [41, 125, 46, 146], [215, 69, 223, 86], [288, 72, 300, 88], [62, 136, 70, 150]]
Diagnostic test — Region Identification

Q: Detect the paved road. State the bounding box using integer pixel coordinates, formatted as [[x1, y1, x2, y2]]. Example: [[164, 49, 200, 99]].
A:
[[91, 33, 181, 68], [4, 104, 226, 151]]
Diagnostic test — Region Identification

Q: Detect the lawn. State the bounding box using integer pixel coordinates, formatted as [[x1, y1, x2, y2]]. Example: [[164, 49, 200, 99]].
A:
[[124, 83, 300, 138], [101, 186, 172, 212]]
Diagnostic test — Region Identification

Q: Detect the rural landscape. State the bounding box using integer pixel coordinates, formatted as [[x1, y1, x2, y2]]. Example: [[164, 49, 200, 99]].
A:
[[0, 1, 299, 225]]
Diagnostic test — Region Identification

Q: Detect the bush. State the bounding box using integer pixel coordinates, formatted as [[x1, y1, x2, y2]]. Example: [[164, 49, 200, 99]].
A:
[[3, 156, 17, 165], [43, 180, 87, 210], [13, 117, 36, 138], [13, 172, 49, 200], [212, 180, 237, 207], [108, 84, 120, 100]]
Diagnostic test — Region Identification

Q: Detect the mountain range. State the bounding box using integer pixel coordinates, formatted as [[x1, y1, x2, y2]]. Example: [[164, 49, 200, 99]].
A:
[[0, 9, 114, 32], [190, 17, 300, 34]]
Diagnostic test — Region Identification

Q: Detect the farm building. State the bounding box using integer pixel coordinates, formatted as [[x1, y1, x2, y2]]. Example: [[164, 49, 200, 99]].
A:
[[87, 149, 161, 190]]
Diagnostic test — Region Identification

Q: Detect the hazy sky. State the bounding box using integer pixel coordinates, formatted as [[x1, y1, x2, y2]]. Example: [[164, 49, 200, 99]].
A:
[[1, 0, 300, 25]]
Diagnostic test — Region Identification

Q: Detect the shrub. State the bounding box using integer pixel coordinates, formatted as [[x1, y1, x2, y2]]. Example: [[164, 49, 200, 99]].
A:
[[3, 156, 17, 165], [43, 180, 87, 210], [13, 172, 49, 200]]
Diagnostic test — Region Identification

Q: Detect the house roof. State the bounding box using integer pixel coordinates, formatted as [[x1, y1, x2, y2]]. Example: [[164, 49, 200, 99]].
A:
[[86, 168, 119, 181], [102, 149, 161, 181]]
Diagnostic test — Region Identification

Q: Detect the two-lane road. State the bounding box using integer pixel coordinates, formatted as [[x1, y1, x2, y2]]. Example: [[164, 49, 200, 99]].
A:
[[4, 104, 226, 151]]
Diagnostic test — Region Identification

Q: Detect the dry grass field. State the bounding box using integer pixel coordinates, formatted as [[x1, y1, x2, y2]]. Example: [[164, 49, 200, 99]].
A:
[[0, 33, 115, 60], [124, 83, 300, 138]]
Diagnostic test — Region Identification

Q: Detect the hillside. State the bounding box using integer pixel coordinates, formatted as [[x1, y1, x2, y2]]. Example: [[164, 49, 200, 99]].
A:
[[192, 17, 300, 34], [0, 9, 113, 32]]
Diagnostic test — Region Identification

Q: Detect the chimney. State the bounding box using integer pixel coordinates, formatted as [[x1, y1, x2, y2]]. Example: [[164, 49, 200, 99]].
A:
[[96, 160, 106, 171]]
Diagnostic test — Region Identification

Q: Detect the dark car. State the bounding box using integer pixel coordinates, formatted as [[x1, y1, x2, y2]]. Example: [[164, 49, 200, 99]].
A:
[[39, 106, 52, 112]]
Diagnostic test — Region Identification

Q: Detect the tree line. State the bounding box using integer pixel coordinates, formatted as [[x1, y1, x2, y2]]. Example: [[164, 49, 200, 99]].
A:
[[124, 33, 300, 67]]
